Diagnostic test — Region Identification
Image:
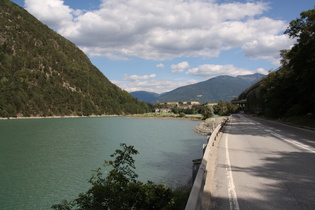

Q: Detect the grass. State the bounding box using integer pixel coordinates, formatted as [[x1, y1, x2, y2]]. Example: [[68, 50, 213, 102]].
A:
[[131, 112, 203, 120]]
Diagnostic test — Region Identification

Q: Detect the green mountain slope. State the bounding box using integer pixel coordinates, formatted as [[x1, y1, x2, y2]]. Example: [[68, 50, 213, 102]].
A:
[[0, 0, 149, 117], [130, 91, 160, 103], [238, 8, 315, 120], [154, 73, 265, 103]]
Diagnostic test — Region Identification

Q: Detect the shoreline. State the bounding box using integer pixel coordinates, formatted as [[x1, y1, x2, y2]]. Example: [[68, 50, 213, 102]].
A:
[[128, 116, 202, 121], [1, 114, 203, 121], [0, 114, 119, 120], [194, 116, 228, 135]]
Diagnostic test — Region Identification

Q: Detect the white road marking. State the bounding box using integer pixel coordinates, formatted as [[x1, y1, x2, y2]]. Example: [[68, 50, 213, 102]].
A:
[[225, 126, 240, 210], [240, 115, 315, 154], [271, 132, 315, 153]]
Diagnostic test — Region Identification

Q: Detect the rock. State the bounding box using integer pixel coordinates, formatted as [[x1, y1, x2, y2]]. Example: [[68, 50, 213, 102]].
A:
[[194, 117, 227, 135]]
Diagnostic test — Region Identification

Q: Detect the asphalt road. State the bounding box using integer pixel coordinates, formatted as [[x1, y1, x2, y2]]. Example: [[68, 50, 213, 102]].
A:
[[210, 114, 315, 210]]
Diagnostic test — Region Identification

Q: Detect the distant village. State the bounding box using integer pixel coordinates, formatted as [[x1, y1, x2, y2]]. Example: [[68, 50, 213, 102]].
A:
[[154, 101, 218, 113]]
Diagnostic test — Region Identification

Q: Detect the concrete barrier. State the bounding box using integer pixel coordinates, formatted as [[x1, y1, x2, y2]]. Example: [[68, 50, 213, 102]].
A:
[[185, 118, 228, 210]]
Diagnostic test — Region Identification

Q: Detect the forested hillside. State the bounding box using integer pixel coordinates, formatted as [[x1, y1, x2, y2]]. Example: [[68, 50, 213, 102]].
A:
[[0, 0, 149, 117], [238, 8, 315, 120]]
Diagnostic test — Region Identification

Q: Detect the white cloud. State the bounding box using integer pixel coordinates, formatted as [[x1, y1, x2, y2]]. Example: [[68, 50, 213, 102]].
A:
[[171, 61, 190, 73], [256, 68, 269, 75], [186, 64, 267, 79], [156, 63, 165, 68], [123, 74, 157, 81], [25, 0, 73, 28], [113, 79, 199, 94], [242, 34, 295, 65], [25, 0, 293, 64]]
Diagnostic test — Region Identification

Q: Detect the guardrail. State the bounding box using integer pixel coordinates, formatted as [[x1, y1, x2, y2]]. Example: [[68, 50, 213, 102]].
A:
[[185, 118, 228, 210]]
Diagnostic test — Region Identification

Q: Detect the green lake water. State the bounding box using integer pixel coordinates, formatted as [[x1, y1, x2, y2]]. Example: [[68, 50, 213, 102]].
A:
[[0, 117, 205, 209]]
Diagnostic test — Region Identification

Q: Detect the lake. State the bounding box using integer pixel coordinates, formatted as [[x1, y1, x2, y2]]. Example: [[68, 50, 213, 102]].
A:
[[0, 116, 205, 209]]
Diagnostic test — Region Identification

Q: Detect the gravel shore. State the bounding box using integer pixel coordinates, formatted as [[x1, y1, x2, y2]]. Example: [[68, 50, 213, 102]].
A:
[[194, 117, 228, 135]]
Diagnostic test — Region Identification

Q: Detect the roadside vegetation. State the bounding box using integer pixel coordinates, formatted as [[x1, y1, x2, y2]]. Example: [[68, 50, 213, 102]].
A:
[[132, 112, 203, 119], [134, 101, 239, 120], [237, 8, 315, 128], [52, 144, 191, 210]]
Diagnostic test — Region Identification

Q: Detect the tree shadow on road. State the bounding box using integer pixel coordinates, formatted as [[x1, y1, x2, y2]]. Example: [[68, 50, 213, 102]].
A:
[[211, 151, 315, 209], [229, 115, 315, 146]]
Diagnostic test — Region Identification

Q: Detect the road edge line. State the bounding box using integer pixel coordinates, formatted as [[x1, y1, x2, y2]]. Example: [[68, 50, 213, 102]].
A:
[[225, 125, 240, 210]]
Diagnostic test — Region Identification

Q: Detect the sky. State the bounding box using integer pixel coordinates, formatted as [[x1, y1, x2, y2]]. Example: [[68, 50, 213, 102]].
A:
[[10, 0, 314, 94]]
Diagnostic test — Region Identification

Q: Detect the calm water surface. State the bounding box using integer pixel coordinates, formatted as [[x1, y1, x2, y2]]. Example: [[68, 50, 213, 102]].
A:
[[0, 117, 205, 209]]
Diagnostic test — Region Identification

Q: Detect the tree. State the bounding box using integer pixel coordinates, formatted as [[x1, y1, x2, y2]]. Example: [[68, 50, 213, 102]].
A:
[[52, 144, 189, 210], [238, 8, 315, 118], [179, 112, 186, 118], [213, 101, 239, 116], [201, 105, 214, 119], [0, 0, 150, 117], [283, 8, 315, 115]]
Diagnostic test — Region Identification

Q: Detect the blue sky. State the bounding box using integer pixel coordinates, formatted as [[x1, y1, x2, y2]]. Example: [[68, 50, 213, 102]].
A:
[[11, 0, 314, 93]]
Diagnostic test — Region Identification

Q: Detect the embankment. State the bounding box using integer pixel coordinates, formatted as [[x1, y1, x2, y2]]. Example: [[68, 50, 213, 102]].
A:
[[194, 117, 227, 135]]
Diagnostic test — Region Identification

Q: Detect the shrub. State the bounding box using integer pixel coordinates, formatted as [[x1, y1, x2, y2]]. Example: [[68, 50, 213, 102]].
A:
[[179, 112, 186, 118], [52, 144, 190, 210]]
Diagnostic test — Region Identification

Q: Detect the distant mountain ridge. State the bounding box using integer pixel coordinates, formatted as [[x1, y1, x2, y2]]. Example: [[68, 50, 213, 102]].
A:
[[235, 73, 265, 83], [130, 73, 265, 103], [157, 73, 265, 103], [154, 73, 265, 103], [130, 91, 160, 103], [0, 0, 149, 117]]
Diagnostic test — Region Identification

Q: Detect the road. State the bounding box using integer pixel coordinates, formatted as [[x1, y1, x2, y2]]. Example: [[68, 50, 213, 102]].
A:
[[210, 114, 315, 210]]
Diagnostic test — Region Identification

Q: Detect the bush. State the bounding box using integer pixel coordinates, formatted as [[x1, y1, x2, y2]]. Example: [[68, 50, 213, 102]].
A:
[[179, 112, 186, 118], [52, 144, 190, 210], [285, 104, 305, 117]]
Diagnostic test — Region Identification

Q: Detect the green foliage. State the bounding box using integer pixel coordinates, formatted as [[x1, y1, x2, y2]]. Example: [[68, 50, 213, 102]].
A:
[[199, 105, 214, 119], [171, 107, 195, 115], [179, 112, 186, 118], [52, 144, 190, 210], [170, 104, 214, 117], [0, 0, 149, 117], [132, 112, 203, 119], [284, 8, 315, 115], [237, 8, 315, 119], [259, 8, 315, 118], [213, 100, 239, 116]]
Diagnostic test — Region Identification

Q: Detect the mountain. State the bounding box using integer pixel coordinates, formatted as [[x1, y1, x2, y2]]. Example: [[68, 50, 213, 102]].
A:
[[154, 73, 265, 103], [130, 91, 160, 103], [0, 0, 149, 117], [235, 73, 265, 83]]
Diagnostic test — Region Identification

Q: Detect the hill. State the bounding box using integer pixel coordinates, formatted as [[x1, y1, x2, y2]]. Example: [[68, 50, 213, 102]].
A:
[[0, 0, 149, 117], [235, 73, 265, 83], [237, 8, 315, 122], [154, 73, 265, 103], [129, 91, 160, 103]]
